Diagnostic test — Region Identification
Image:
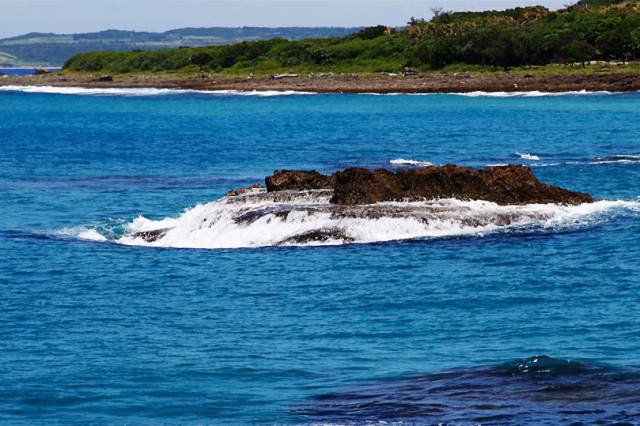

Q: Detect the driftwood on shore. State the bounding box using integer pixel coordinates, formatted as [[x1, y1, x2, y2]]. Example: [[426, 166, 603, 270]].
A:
[[271, 73, 299, 79]]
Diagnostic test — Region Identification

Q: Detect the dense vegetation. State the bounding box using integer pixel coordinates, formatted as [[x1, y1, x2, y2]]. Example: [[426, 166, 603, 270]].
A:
[[63, 0, 640, 74], [0, 27, 361, 67]]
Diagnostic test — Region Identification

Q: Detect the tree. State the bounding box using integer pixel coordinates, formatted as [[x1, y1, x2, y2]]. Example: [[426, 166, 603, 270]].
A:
[[482, 29, 518, 70], [563, 39, 596, 65], [630, 27, 640, 60], [418, 36, 459, 68], [355, 25, 389, 40], [597, 27, 633, 62], [430, 7, 454, 24], [189, 52, 212, 70]]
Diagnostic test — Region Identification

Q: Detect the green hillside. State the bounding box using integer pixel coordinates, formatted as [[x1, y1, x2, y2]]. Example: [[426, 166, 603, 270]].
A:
[[63, 1, 640, 75], [0, 27, 362, 67]]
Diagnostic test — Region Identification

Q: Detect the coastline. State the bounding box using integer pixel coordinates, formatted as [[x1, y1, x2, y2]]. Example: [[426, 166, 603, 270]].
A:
[[2, 71, 640, 94]]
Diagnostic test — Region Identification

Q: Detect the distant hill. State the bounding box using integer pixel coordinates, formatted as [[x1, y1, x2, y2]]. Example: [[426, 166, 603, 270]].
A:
[[64, 1, 640, 75], [0, 27, 363, 67]]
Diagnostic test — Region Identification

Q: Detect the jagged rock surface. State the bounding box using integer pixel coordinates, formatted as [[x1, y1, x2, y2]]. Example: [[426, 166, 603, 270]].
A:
[[265, 170, 335, 192], [132, 228, 169, 242], [263, 165, 593, 205], [226, 183, 265, 197]]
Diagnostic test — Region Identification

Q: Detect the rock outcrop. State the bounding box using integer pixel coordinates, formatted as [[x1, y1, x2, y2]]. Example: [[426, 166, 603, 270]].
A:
[[276, 228, 354, 245], [265, 170, 335, 192], [132, 228, 169, 242], [261, 165, 593, 205], [226, 183, 265, 197]]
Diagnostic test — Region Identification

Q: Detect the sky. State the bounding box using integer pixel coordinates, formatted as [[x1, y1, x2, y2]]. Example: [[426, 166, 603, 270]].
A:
[[0, 0, 569, 39]]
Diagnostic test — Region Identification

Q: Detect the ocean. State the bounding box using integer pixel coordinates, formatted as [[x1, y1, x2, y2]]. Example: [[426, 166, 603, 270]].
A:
[[0, 68, 61, 76], [1, 86, 639, 424]]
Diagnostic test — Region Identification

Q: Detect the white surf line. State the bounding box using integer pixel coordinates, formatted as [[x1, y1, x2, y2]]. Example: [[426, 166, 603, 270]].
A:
[[451, 90, 614, 97], [3, 85, 633, 98], [0, 85, 317, 97]]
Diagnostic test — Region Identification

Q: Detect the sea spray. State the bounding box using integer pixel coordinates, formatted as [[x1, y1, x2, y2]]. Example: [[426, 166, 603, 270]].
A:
[[73, 189, 640, 249]]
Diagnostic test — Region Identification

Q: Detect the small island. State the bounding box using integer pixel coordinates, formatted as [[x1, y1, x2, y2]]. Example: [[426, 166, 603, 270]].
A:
[[133, 164, 594, 244]]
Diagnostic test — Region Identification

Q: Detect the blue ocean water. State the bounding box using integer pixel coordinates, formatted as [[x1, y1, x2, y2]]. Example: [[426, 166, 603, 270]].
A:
[[1, 87, 639, 423], [0, 68, 61, 76]]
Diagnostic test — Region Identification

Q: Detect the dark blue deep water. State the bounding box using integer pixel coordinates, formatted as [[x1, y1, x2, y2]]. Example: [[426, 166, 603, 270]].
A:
[[1, 87, 639, 424]]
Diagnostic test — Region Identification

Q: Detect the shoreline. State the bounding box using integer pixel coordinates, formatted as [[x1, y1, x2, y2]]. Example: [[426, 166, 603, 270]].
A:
[[2, 71, 640, 94]]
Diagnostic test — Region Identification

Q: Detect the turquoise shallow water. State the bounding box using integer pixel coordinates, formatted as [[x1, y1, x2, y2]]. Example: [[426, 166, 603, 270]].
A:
[[1, 87, 639, 423]]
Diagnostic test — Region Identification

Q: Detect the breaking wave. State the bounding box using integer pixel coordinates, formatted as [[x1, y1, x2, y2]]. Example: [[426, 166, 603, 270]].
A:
[[516, 152, 540, 161], [529, 153, 640, 168], [587, 154, 640, 165], [388, 152, 640, 171], [477, 153, 640, 168], [453, 90, 613, 97], [72, 188, 639, 249], [358, 90, 620, 97], [389, 158, 434, 167], [0, 85, 316, 97], [2, 86, 630, 99]]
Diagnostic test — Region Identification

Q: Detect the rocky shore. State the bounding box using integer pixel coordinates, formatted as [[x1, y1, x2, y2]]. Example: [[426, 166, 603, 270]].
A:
[[2, 71, 640, 93]]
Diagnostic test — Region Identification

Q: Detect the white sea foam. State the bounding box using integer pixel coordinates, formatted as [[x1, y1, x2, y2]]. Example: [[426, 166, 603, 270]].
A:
[[610, 154, 640, 159], [0, 85, 316, 97], [55, 226, 108, 241], [516, 152, 541, 161], [75, 190, 640, 249], [359, 90, 618, 97], [390, 158, 434, 167], [549, 154, 640, 167], [529, 162, 562, 168], [500, 153, 640, 168], [453, 90, 612, 98], [2, 85, 628, 98], [77, 228, 108, 241], [591, 154, 640, 165]]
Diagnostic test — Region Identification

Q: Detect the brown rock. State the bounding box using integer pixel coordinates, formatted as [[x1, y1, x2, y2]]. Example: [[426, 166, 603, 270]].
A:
[[331, 164, 593, 205], [226, 183, 265, 197], [330, 167, 403, 205], [265, 170, 334, 192], [264, 165, 594, 206]]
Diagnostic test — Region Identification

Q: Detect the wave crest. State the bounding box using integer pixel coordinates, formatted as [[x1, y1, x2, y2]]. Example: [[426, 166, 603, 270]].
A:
[[73, 189, 639, 249], [454, 89, 613, 97], [0, 85, 316, 97], [516, 152, 541, 161], [390, 158, 434, 167]]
